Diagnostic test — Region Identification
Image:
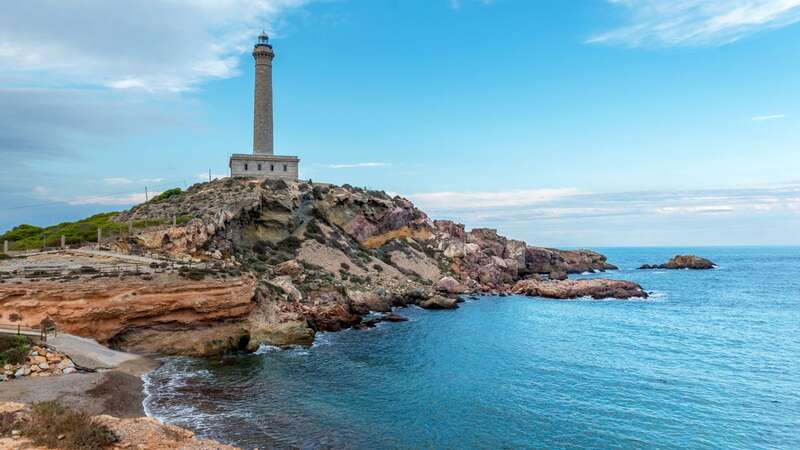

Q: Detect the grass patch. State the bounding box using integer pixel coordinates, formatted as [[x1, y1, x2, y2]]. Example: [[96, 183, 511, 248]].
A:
[[16, 401, 117, 449], [0, 335, 31, 366]]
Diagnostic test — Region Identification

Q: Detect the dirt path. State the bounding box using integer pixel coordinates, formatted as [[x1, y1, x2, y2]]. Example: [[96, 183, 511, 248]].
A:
[[46, 334, 140, 369]]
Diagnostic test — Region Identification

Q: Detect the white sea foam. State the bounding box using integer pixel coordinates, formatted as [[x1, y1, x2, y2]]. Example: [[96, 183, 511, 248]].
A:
[[254, 344, 282, 354]]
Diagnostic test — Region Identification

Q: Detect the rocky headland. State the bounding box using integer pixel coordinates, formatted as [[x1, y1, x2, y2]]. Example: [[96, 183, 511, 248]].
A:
[[638, 255, 716, 270], [1, 178, 647, 357]]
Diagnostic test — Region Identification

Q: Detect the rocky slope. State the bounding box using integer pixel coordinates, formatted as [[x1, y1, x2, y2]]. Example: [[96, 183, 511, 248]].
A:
[[2, 178, 646, 355]]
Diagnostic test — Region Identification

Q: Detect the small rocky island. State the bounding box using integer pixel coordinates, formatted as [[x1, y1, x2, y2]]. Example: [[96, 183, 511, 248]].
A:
[[638, 255, 716, 270]]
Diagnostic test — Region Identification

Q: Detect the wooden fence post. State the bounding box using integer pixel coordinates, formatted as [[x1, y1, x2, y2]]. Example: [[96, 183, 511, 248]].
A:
[[97, 227, 102, 244], [172, 215, 177, 226], [61, 235, 66, 249]]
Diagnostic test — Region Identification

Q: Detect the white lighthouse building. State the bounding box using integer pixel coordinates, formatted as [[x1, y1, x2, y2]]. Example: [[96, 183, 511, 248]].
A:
[[229, 32, 299, 180]]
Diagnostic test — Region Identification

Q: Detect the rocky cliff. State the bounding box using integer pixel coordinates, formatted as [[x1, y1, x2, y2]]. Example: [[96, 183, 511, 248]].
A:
[[2, 178, 646, 355]]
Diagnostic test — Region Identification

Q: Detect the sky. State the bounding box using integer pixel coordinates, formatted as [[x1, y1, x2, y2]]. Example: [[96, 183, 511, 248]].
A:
[[1, 0, 799, 247]]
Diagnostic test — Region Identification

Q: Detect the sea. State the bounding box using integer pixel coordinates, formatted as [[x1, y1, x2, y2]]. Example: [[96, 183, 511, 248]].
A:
[[143, 247, 800, 449]]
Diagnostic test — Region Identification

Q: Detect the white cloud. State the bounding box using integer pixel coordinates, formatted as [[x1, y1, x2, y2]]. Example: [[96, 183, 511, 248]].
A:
[[403, 183, 800, 225], [320, 162, 392, 169], [103, 177, 133, 185], [656, 205, 735, 214], [590, 0, 800, 47], [406, 188, 581, 210], [67, 192, 153, 206], [194, 172, 227, 181], [0, 0, 311, 92], [103, 177, 165, 185], [752, 114, 787, 121]]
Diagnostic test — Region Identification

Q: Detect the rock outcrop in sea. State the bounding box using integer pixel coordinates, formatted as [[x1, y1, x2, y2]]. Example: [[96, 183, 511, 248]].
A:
[[1, 178, 646, 355], [638, 255, 716, 270]]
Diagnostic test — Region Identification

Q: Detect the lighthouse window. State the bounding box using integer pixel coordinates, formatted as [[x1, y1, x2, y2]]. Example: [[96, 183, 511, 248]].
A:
[[270, 164, 274, 171], [283, 165, 287, 172], [244, 163, 248, 171], [258, 164, 262, 171]]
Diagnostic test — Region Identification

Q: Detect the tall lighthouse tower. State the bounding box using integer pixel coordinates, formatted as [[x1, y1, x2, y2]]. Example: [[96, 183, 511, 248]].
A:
[[252, 31, 274, 155], [229, 31, 299, 180]]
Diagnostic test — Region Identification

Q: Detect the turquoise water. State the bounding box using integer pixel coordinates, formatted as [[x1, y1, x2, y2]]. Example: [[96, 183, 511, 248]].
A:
[[143, 247, 800, 449]]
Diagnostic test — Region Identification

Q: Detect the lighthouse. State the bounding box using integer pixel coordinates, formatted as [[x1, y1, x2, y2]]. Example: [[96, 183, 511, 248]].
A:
[[252, 31, 274, 155], [229, 31, 299, 179]]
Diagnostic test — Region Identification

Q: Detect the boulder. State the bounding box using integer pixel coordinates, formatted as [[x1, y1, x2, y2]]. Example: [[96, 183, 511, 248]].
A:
[[435, 276, 466, 294], [273, 259, 303, 278], [354, 312, 409, 330], [268, 276, 303, 302], [391, 288, 430, 307], [306, 303, 362, 332], [248, 319, 315, 350], [548, 271, 568, 281], [381, 313, 409, 322], [638, 255, 716, 270], [419, 295, 459, 310], [348, 290, 391, 314], [443, 243, 465, 259]]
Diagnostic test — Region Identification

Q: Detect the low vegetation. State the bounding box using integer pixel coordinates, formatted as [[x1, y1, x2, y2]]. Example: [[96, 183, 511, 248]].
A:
[[0, 335, 31, 366], [0, 211, 180, 251], [0, 401, 117, 450], [149, 187, 183, 204]]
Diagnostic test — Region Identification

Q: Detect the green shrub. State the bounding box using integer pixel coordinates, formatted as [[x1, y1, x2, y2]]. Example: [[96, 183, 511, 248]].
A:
[[149, 187, 182, 204], [0, 335, 30, 365]]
